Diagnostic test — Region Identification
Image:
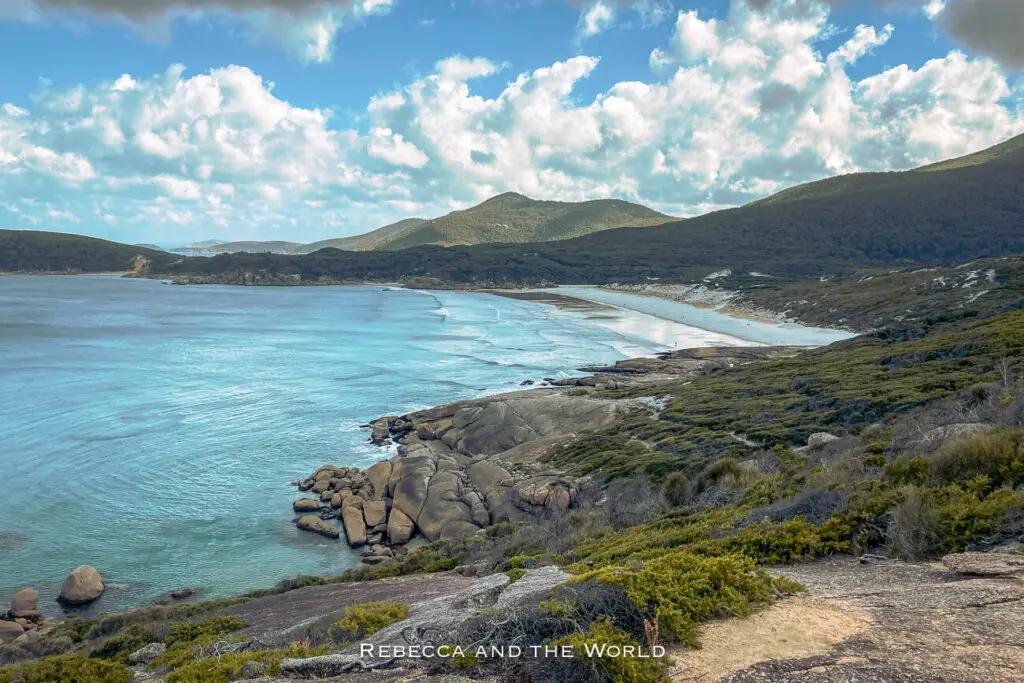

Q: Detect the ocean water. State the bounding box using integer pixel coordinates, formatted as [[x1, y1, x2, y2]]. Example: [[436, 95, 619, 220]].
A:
[[0, 276, 758, 615]]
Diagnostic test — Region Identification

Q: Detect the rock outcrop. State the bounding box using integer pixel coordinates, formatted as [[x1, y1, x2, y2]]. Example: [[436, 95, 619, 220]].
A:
[[58, 565, 105, 606], [290, 348, 785, 548], [128, 641, 166, 664]]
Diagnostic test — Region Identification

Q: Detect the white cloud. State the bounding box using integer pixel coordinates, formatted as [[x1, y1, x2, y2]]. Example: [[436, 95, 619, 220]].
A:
[[923, 0, 946, 20], [575, 1, 616, 43], [1, 0, 1022, 242]]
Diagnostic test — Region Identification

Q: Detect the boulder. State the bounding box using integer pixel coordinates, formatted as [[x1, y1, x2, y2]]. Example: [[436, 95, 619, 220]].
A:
[[128, 641, 166, 665], [370, 417, 392, 445], [58, 565, 105, 606], [311, 479, 331, 494], [364, 461, 392, 500], [292, 498, 320, 513], [169, 588, 196, 600], [0, 620, 25, 644], [417, 470, 473, 542], [296, 515, 340, 539], [390, 455, 436, 521], [387, 507, 415, 545], [10, 588, 39, 618], [330, 493, 343, 509], [342, 504, 367, 547], [807, 432, 840, 451], [363, 500, 387, 528]]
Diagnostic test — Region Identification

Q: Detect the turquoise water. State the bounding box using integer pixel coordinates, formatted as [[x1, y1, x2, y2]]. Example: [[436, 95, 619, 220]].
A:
[[0, 276, 756, 615]]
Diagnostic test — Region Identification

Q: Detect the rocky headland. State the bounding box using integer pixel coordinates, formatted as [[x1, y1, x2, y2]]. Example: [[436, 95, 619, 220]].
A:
[[289, 347, 790, 554]]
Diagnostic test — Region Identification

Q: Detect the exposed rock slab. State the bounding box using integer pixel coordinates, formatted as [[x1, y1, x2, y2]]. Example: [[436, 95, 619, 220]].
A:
[[681, 556, 1024, 682]]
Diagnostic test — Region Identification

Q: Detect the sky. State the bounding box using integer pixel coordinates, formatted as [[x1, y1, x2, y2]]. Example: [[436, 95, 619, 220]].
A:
[[0, 0, 1022, 245]]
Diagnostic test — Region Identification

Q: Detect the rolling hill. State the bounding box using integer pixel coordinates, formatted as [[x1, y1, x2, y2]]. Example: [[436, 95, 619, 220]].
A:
[[7, 132, 1024, 286], [0, 230, 180, 273], [300, 218, 428, 252], [158, 131, 1024, 285], [377, 193, 676, 250]]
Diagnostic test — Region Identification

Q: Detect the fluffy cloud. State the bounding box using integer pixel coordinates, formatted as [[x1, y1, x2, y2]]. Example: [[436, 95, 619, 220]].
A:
[[1, 0, 1022, 242], [3, 0, 396, 63], [575, 1, 616, 43]]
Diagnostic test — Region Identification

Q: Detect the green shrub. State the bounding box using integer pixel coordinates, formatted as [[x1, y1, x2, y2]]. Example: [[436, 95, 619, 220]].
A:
[[505, 568, 526, 583], [164, 616, 246, 647], [929, 428, 1024, 488], [714, 517, 848, 564], [885, 456, 929, 486], [937, 485, 1024, 550], [0, 655, 131, 683], [696, 457, 746, 492], [446, 647, 479, 670], [90, 624, 158, 662], [330, 601, 409, 640], [574, 551, 789, 645], [556, 617, 669, 683], [165, 646, 327, 683], [661, 472, 691, 507]]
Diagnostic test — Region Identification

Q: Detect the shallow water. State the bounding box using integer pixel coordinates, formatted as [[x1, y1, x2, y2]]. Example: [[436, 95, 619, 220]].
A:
[[558, 286, 856, 346], [0, 276, 758, 614]]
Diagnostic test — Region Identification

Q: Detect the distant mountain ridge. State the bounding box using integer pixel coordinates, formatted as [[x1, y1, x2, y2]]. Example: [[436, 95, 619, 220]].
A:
[[376, 193, 676, 250], [170, 194, 673, 255], [6, 132, 1024, 286]]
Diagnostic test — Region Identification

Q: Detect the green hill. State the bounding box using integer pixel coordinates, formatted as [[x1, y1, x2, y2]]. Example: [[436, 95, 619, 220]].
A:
[[210, 240, 304, 254], [157, 131, 1024, 286], [0, 230, 179, 273], [300, 218, 428, 252], [377, 193, 676, 250], [752, 132, 1024, 207]]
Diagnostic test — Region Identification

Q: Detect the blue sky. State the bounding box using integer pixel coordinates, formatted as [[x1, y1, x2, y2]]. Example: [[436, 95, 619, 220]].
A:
[[0, 0, 1021, 245]]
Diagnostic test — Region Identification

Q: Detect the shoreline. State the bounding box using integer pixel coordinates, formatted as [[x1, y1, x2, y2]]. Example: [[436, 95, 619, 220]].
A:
[[0, 277, 849, 618]]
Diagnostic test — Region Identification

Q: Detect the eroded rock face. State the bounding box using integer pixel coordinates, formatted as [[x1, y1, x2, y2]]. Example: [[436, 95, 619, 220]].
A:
[[59, 565, 105, 606]]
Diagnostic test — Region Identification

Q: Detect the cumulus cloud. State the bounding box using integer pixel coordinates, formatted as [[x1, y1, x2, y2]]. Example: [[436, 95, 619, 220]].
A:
[[575, 1, 616, 43], [1, 0, 1022, 241], [3, 0, 396, 63], [746, 0, 1024, 68]]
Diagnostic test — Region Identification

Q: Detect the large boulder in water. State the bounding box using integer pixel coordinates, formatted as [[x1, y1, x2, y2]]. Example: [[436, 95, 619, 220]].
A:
[[292, 498, 320, 513], [296, 515, 340, 539], [10, 587, 39, 618], [59, 565, 105, 606]]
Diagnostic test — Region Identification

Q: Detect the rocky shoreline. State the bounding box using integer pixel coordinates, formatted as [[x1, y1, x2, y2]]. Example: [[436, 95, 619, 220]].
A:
[[288, 346, 794, 554]]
